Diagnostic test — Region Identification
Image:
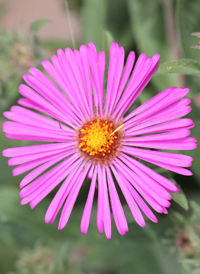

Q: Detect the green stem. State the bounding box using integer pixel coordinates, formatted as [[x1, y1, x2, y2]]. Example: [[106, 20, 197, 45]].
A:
[[163, 0, 186, 87], [176, 0, 186, 58]]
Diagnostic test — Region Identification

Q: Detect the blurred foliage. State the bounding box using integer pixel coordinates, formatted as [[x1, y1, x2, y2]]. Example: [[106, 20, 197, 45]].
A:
[[177, 0, 200, 60], [1, 0, 200, 274], [164, 202, 200, 274], [0, 19, 47, 113], [0, 186, 182, 274]]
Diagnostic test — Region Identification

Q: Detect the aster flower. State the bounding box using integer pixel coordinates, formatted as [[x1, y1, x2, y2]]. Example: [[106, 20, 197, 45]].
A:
[[2, 42, 197, 239]]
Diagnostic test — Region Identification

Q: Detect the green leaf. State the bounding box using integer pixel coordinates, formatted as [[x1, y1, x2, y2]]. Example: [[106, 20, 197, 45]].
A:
[[170, 179, 189, 211], [82, 0, 106, 52], [30, 18, 51, 34], [102, 30, 114, 90], [155, 59, 200, 76]]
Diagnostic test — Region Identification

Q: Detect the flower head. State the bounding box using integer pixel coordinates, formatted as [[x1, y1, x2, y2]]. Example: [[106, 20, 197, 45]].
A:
[[2, 42, 197, 239]]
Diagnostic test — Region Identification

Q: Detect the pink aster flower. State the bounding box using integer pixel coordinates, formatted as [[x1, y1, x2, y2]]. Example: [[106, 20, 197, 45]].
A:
[[2, 42, 197, 239]]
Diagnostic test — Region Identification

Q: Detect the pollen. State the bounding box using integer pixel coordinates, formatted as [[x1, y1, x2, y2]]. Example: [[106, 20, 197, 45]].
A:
[[78, 119, 123, 162]]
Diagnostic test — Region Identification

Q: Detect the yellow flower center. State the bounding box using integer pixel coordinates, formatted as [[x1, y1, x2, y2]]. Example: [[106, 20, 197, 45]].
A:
[[78, 119, 123, 162]]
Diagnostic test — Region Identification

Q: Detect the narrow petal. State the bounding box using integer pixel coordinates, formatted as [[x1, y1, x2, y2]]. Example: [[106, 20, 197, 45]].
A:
[[102, 167, 112, 239], [42, 58, 85, 120], [57, 49, 90, 119], [3, 142, 76, 157], [111, 51, 135, 116], [106, 166, 128, 235], [125, 119, 194, 136], [28, 67, 80, 122], [30, 156, 82, 209], [20, 154, 79, 201], [120, 153, 179, 192], [45, 158, 85, 223], [111, 165, 146, 227], [19, 84, 74, 126], [124, 178, 158, 223], [78, 46, 94, 117], [80, 166, 96, 234], [114, 53, 160, 119], [124, 96, 191, 131], [19, 152, 70, 188], [124, 129, 191, 142], [87, 47, 104, 116], [114, 158, 171, 207], [8, 146, 75, 166], [58, 163, 91, 229], [65, 48, 92, 117], [120, 146, 193, 167], [3, 106, 74, 131], [12, 153, 67, 176], [3, 122, 75, 143], [118, 154, 172, 199], [124, 87, 189, 124], [104, 42, 119, 116], [96, 164, 104, 233], [123, 139, 197, 150], [106, 46, 125, 115]]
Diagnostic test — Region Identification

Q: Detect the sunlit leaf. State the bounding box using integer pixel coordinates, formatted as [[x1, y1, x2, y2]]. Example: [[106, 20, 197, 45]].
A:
[[82, 0, 106, 52]]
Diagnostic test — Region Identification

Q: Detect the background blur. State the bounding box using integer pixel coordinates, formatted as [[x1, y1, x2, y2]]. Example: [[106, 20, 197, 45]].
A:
[[1, 0, 200, 273]]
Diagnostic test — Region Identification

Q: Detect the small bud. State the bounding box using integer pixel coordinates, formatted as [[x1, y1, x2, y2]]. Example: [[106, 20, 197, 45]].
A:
[[11, 43, 34, 70], [175, 229, 198, 254]]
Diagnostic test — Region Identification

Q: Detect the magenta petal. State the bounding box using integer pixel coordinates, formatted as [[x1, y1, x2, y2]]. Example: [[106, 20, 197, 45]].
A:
[[58, 163, 91, 230], [114, 159, 171, 208], [102, 167, 112, 239], [120, 153, 179, 193], [19, 152, 69, 188], [124, 178, 158, 223], [106, 166, 128, 235], [111, 165, 146, 227], [96, 164, 104, 234], [45, 158, 84, 224]]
